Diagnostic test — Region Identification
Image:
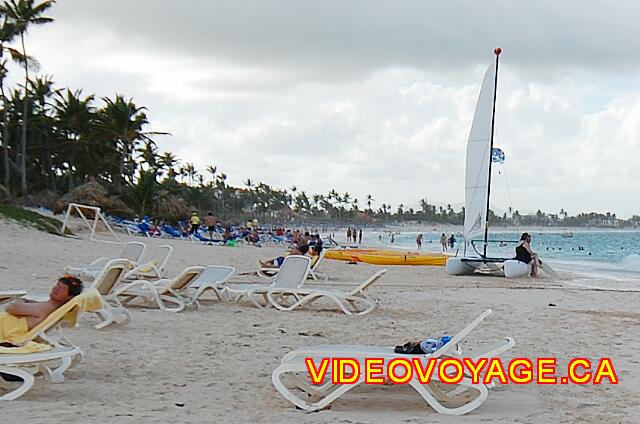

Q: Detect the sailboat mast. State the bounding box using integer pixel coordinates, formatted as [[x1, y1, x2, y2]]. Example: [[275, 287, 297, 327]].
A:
[[482, 47, 501, 258]]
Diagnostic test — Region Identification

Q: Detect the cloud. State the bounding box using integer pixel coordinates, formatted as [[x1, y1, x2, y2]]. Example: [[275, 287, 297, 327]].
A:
[[5, 1, 640, 218]]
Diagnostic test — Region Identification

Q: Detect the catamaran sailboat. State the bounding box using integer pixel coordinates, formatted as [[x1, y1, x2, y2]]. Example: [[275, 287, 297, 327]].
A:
[[446, 48, 531, 277]]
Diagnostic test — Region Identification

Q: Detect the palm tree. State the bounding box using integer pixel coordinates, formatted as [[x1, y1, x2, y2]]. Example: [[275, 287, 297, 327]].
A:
[[52, 88, 95, 190], [137, 140, 160, 174], [289, 185, 297, 208], [159, 151, 178, 180], [0, 17, 23, 190], [183, 162, 197, 186], [28, 75, 56, 189], [1, 0, 55, 196], [206, 164, 217, 185], [365, 194, 374, 212], [97, 94, 165, 191]]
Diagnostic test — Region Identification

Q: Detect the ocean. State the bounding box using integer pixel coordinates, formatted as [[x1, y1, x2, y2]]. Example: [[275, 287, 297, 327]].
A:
[[360, 229, 640, 291]]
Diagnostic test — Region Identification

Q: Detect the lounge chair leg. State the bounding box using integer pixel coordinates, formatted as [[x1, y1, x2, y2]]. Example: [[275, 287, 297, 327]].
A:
[[43, 355, 74, 384], [0, 366, 35, 400]]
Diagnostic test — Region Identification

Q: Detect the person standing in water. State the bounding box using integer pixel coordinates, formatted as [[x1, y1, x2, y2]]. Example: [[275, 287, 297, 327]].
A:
[[440, 233, 447, 251], [346, 227, 352, 242], [416, 233, 423, 249], [358, 229, 363, 244]]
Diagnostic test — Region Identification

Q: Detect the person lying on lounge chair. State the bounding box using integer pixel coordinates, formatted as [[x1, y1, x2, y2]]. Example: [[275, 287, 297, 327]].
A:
[[1, 276, 84, 335], [259, 243, 309, 269]]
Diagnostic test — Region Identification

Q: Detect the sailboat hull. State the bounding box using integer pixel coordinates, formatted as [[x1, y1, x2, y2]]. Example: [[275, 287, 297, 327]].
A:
[[503, 260, 532, 278], [446, 257, 483, 275]]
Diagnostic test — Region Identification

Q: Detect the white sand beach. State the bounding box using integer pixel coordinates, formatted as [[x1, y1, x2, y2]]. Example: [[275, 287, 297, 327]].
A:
[[1, 221, 638, 423]]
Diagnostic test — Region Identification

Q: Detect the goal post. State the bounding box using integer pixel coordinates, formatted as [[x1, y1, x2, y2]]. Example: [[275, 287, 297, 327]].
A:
[[61, 203, 121, 243]]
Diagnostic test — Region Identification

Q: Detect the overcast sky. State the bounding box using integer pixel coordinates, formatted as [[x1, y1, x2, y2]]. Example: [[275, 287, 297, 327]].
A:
[[11, 0, 640, 218]]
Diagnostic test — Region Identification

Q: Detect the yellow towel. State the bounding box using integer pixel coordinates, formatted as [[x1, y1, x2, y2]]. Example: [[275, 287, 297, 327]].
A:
[[0, 312, 30, 342], [2, 288, 103, 350], [137, 261, 157, 274], [0, 341, 52, 354]]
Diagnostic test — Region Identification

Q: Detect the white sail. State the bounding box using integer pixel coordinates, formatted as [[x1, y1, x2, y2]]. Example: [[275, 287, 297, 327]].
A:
[[464, 63, 496, 241]]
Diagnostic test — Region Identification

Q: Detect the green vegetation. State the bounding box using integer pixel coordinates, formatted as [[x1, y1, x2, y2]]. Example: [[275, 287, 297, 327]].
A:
[[0, 203, 61, 234]]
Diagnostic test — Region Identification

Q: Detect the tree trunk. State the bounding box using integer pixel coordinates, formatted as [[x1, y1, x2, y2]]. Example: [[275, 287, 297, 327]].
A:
[[37, 99, 54, 191], [68, 154, 75, 192], [19, 33, 29, 197], [1, 82, 10, 192]]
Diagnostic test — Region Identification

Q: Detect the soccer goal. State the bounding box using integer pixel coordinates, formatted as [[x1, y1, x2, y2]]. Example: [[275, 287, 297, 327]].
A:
[[60, 203, 121, 243]]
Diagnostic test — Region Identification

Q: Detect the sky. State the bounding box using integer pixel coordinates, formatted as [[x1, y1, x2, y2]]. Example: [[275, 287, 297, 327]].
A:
[[9, 0, 640, 218]]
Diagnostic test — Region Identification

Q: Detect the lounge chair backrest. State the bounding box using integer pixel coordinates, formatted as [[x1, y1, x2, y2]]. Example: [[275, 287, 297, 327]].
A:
[[149, 245, 173, 271], [311, 248, 327, 270], [432, 309, 493, 358], [168, 266, 205, 291], [272, 256, 311, 289], [11, 289, 103, 346], [191, 266, 235, 288], [120, 242, 146, 263], [92, 259, 130, 295], [348, 269, 386, 296]]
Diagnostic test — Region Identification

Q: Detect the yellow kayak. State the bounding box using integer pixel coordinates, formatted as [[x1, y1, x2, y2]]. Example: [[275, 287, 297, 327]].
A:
[[325, 249, 448, 266], [357, 253, 448, 266]]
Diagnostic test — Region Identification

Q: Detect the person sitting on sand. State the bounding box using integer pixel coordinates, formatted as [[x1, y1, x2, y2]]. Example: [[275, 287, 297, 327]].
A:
[[515, 232, 541, 277], [259, 243, 310, 269], [1, 275, 84, 338]]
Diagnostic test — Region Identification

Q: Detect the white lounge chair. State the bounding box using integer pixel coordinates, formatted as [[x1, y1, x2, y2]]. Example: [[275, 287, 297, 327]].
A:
[[113, 266, 204, 312], [0, 289, 103, 400], [272, 309, 515, 415], [122, 244, 173, 282], [181, 266, 236, 307], [256, 269, 386, 315], [225, 255, 311, 308], [64, 241, 146, 280], [258, 249, 329, 281], [90, 259, 134, 329], [0, 291, 26, 305]]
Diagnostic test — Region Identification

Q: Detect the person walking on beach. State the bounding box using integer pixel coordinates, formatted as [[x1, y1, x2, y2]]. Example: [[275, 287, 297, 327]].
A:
[[416, 233, 423, 249], [346, 227, 352, 242], [448, 234, 456, 249], [358, 229, 363, 244], [189, 212, 201, 235], [204, 212, 217, 241], [440, 233, 447, 251]]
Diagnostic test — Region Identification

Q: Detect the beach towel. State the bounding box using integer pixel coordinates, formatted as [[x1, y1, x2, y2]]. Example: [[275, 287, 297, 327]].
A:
[[0, 312, 30, 343]]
